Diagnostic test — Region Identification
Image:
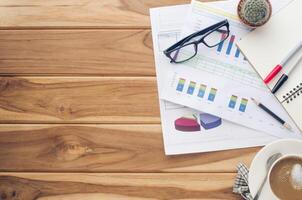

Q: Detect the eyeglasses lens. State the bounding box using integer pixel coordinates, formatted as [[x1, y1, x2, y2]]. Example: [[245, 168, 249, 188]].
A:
[[170, 43, 196, 63], [203, 25, 229, 47]]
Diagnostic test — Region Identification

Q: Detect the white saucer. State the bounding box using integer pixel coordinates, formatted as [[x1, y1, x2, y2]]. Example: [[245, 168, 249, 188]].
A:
[[249, 139, 302, 200]]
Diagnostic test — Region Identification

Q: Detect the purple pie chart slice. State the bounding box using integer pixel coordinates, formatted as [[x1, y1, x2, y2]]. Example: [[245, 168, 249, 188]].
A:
[[199, 113, 222, 130], [175, 115, 201, 132]]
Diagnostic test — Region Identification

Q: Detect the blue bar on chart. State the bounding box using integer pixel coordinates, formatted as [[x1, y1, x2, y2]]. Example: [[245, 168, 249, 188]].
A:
[[228, 95, 238, 109], [176, 78, 186, 92], [208, 88, 217, 102], [239, 98, 248, 112], [187, 81, 196, 95], [235, 48, 241, 58], [226, 35, 235, 55], [198, 84, 207, 98], [217, 33, 228, 53]]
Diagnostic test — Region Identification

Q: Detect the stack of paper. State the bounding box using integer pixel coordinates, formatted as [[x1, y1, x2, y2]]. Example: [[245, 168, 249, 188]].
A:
[[150, 0, 302, 155]]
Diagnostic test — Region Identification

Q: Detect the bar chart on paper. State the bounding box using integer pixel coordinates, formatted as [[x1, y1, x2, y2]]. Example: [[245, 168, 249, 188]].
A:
[[175, 77, 249, 113], [228, 95, 238, 109], [227, 95, 248, 112], [187, 81, 196, 95], [176, 21, 265, 91], [176, 78, 186, 92], [198, 84, 207, 98], [208, 88, 217, 102], [239, 98, 248, 112], [217, 34, 246, 60]]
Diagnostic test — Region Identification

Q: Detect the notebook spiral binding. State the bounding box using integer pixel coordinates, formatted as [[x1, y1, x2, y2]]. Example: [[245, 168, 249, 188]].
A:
[[282, 82, 302, 103]]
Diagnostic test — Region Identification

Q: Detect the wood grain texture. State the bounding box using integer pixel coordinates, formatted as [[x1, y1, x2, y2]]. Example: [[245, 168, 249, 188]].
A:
[[0, 173, 240, 200], [0, 1, 252, 198], [0, 30, 154, 76], [0, 0, 195, 29], [0, 125, 259, 172], [0, 77, 160, 123]]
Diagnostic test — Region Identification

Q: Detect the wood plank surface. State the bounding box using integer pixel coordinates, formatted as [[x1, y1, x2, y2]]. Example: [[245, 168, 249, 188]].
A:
[[0, 0, 252, 199], [0, 124, 259, 172], [0, 77, 160, 123], [0, 0, 195, 29], [0, 173, 240, 200], [0, 30, 154, 76]]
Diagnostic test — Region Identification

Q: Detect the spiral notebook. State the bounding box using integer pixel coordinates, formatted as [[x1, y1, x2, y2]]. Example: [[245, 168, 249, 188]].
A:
[[237, 0, 302, 132]]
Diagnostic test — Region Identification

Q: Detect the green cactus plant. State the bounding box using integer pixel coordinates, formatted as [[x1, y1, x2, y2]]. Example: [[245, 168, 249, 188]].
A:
[[237, 0, 272, 27]]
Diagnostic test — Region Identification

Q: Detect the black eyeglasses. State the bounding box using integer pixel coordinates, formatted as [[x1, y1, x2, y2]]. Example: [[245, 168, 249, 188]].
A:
[[164, 19, 230, 63]]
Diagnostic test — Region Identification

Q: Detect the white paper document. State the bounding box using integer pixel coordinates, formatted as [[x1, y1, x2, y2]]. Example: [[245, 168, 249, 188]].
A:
[[159, 101, 280, 155], [150, 3, 282, 155], [159, 0, 302, 139]]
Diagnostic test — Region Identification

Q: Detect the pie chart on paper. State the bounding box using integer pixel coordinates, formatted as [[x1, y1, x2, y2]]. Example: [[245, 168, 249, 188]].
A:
[[174, 113, 222, 132], [174, 115, 201, 132]]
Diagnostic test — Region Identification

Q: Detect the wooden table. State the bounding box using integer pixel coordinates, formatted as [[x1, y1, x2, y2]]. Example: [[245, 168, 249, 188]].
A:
[[0, 1, 261, 199]]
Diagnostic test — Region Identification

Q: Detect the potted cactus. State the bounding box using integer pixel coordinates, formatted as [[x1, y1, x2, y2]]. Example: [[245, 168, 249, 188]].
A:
[[237, 0, 272, 27]]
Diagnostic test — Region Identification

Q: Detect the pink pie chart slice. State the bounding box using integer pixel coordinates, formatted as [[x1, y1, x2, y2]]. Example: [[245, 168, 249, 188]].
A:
[[175, 116, 201, 132]]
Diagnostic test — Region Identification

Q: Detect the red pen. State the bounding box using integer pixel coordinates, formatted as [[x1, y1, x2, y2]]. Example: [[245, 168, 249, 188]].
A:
[[271, 54, 302, 94], [264, 41, 302, 84]]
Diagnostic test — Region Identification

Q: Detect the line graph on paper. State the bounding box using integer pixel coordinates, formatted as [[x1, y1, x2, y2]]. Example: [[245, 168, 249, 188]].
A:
[[184, 54, 266, 90], [164, 101, 185, 110], [158, 31, 181, 52]]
